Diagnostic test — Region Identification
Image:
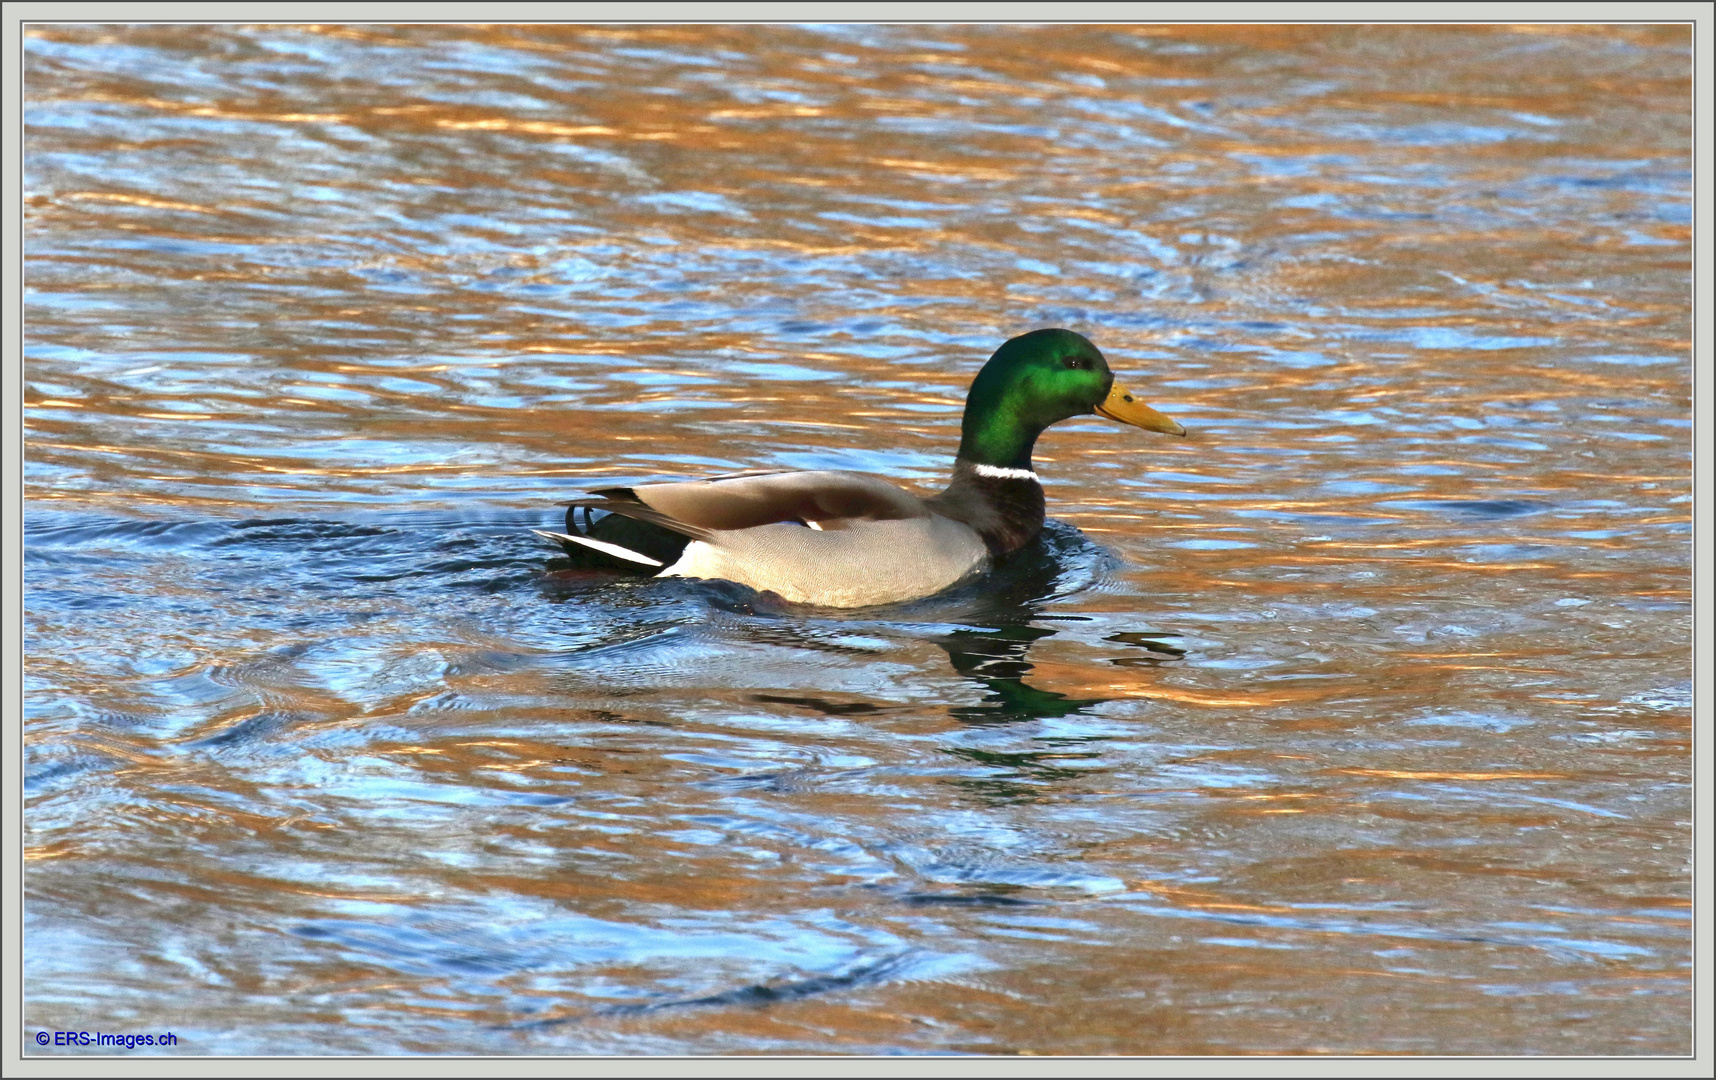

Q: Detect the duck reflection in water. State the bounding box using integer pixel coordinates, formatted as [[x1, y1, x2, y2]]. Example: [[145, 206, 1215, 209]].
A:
[[923, 520, 1109, 727], [546, 516, 1184, 804], [907, 520, 1153, 801]]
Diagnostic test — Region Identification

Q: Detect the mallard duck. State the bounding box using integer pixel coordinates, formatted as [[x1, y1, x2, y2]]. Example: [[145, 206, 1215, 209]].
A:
[[536, 328, 1186, 607]]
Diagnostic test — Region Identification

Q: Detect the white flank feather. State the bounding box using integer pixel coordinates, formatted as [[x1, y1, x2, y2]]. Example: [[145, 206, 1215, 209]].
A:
[[531, 529, 664, 568]]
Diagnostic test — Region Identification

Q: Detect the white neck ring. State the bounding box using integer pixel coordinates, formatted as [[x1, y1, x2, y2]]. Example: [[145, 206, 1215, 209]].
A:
[[971, 463, 1040, 483]]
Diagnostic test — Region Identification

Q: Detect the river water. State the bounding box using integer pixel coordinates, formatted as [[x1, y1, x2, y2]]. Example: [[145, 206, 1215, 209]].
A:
[[23, 24, 1692, 1056]]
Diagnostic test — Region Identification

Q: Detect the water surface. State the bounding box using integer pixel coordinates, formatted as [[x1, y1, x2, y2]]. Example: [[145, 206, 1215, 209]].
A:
[[24, 24, 1691, 1055]]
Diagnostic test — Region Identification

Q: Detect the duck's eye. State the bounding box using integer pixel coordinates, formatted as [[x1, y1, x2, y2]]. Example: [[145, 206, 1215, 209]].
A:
[[1061, 356, 1088, 370]]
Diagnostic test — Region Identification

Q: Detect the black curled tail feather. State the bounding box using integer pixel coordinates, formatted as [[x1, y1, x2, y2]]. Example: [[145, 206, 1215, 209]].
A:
[[560, 499, 698, 569], [565, 500, 715, 544]]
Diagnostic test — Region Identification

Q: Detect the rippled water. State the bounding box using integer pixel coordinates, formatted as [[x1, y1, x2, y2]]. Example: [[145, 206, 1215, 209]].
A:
[[24, 24, 1692, 1055]]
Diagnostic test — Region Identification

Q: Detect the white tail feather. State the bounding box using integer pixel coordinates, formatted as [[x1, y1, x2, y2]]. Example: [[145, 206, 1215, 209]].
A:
[[531, 529, 664, 568]]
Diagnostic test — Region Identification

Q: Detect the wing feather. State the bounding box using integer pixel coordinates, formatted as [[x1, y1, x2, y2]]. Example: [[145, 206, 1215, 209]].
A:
[[561, 498, 717, 543], [629, 470, 929, 531]]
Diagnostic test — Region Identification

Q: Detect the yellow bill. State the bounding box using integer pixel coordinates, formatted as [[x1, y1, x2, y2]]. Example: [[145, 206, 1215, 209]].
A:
[[1094, 382, 1187, 437]]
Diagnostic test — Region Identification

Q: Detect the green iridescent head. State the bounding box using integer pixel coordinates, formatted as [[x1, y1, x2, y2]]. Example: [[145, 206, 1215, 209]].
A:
[[957, 328, 1184, 470]]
